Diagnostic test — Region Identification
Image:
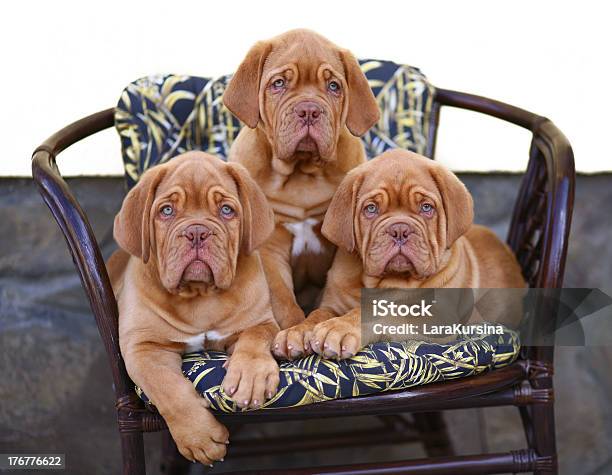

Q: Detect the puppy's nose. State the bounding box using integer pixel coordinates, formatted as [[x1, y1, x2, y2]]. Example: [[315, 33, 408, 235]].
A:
[[387, 223, 412, 245], [295, 101, 322, 124], [184, 224, 211, 248]]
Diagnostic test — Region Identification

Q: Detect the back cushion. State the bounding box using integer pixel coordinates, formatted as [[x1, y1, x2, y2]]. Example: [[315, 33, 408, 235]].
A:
[[115, 60, 435, 188]]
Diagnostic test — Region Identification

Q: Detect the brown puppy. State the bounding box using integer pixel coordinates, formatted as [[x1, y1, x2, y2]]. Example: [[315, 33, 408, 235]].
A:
[[224, 29, 380, 330], [108, 152, 279, 465], [274, 149, 525, 359]]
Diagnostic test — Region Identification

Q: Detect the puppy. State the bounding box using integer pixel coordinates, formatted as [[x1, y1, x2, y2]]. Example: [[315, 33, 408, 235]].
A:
[[107, 152, 280, 465], [223, 29, 380, 329], [274, 149, 526, 360]]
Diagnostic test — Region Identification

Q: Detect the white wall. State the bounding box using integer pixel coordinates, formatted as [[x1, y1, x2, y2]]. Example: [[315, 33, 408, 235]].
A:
[[2, 0, 610, 176]]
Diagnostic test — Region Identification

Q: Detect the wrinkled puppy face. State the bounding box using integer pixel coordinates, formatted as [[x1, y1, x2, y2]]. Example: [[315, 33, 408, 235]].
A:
[[113, 152, 274, 294], [151, 160, 243, 291], [261, 38, 345, 162], [322, 150, 474, 279], [223, 29, 379, 164]]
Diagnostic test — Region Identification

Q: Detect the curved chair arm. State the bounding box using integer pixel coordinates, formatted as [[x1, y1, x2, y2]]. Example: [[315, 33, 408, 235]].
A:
[[31, 108, 135, 399], [434, 88, 546, 130]]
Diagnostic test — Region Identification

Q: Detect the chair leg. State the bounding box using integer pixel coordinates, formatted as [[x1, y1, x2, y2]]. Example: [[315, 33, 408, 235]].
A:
[[518, 406, 534, 448], [160, 430, 191, 475], [120, 431, 146, 475], [525, 403, 558, 474], [412, 411, 454, 457]]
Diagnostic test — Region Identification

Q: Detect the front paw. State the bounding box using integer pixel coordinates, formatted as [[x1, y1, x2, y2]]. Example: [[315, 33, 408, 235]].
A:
[[272, 323, 314, 360], [310, 318, 361, 360], [222, 352, 279, 409], [166, 402, 229, 466]]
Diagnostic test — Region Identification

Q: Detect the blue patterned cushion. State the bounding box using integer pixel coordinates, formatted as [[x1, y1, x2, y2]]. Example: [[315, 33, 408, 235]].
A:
[[136, 330, 520, 412], [115, 60, 435, 188]]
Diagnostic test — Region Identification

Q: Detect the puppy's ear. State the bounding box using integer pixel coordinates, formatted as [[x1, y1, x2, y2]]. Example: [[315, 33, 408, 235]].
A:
[[113, 166, 166, 263], [429, 162, 474, 247], [227, 163, 275, 254], [340, 50, 380, 137], [322, 170, 364, 253], [223, 41, 272, 129]]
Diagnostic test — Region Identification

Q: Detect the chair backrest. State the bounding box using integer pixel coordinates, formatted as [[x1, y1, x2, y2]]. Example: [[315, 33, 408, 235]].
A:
[[115, 60, 435, 188]]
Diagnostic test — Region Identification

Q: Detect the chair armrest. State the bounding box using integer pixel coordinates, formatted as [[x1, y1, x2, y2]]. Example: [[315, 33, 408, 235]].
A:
[[434, 88, 545, 130], [31, 108, 134, 398], [511, 118, 574, 363], [510, 118, 575, 289]]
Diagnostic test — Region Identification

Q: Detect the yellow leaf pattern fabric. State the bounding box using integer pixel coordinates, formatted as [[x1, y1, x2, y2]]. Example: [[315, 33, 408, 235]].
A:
[[115, 60, 435, 188], [136, 330, 520, 412]]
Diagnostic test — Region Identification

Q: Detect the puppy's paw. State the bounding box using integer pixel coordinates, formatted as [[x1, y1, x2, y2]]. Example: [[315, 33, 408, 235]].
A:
[[166, 403, 229, 466], [272, 323, 314, 360], [310, 318, 361, 360], [222, 352, 280, 409]]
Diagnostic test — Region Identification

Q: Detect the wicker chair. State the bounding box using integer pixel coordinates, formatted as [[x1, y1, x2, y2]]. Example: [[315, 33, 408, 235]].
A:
[[32, 73, 574, 474]]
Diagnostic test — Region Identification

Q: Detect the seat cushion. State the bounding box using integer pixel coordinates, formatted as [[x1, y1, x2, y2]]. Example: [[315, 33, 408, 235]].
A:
[[136, 329, 520, 412], [115, 60, 435, 188]]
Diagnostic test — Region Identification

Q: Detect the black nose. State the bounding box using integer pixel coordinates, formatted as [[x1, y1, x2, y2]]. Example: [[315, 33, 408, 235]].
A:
[[295, 101, 322, 124], [184, 224, 211, 248], [387, 222, 412, 245]]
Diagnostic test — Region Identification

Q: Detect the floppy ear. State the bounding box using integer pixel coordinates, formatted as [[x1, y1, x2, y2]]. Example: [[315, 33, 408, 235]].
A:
[[113, 166, 166, 263], [227, 163, 275, 254], [340, 50, 380, 137], [429, 162, 474, 247], [322, 170, 364, 253], [223, 41, 272, 129]]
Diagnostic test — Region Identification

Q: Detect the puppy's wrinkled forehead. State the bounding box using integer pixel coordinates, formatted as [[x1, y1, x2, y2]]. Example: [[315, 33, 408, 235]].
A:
[[263, 30, 344, 80], [359, 153, 440, 203], [156, 157, 237, 201]]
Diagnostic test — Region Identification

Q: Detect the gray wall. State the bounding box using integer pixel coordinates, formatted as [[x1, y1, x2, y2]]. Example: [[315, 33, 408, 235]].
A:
[[1, 174, 611, 474]]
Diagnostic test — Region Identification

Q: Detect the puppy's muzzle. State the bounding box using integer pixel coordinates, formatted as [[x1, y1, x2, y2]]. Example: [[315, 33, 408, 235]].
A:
[[387, 222, 413, 246], [295, 101, 323, 126], [182, 224, 211, 249]]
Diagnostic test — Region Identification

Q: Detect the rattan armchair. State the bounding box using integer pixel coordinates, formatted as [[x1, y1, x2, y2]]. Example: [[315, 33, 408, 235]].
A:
[[32, 86, 574, 475]]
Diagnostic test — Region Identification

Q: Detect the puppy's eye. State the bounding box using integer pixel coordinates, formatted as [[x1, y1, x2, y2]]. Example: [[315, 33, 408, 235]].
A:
[[272, 78, 285, 90], [364, 203, 379, 217], [160, 205, 174, 217], [328, 80, 341, 93], [420, 203, 434, 215], [220, 204, 235, 219]]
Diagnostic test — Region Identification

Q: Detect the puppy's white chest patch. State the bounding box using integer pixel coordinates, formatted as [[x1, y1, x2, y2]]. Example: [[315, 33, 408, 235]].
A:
[[283, 218, 323, 257], [183, 331, 228, 352]]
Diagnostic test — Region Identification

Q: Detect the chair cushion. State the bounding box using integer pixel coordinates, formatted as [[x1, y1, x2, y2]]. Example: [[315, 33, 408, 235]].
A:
[[136, 329, 520, 412], [115, 60, 435, 188]]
